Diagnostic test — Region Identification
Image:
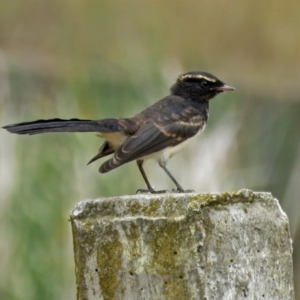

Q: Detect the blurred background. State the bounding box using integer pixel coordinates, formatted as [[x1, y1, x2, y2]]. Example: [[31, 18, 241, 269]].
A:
[[0, 0, 300, 299]]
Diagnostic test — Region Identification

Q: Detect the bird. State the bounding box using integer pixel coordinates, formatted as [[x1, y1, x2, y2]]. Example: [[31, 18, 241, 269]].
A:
[[3, 71, 235, 193]]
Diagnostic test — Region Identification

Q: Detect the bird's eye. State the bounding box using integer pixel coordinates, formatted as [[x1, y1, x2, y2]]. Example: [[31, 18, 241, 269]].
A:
[[201, 81, 208, 88]]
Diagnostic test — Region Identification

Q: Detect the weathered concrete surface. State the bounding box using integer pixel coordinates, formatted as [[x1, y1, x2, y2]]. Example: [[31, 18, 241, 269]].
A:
[[70, 189, 294, 300]]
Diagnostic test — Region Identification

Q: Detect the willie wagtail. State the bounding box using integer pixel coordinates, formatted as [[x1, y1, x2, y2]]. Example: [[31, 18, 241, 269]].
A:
[[3, 71, 235, 193]]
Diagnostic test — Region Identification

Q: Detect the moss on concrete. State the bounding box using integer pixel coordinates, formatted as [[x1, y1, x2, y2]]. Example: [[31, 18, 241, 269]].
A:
[[96, 226, 123, 300], [71, 189, 294, 300]]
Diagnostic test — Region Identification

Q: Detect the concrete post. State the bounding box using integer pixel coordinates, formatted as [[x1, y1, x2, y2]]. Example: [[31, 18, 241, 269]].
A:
[[70, 189, 294, 300]]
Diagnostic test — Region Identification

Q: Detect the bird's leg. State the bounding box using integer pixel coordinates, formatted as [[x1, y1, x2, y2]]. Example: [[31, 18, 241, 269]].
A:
[[136, 160, 168, 194], [158, 160, 194, 193]]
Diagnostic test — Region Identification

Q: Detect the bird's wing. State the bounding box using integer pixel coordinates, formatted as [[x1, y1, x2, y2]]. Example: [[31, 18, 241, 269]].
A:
[[99, 117, 204, 173]]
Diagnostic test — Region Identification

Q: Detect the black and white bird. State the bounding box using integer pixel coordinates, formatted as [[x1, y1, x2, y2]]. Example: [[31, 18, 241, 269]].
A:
[[3, 71, 235, 193]]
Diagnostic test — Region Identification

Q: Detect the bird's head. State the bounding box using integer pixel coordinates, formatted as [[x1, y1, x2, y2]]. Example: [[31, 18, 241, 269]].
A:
[[171, 71, 235, 101]]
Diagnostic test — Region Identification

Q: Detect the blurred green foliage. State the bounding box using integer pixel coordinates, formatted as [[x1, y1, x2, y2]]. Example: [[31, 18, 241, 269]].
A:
[[1, 0, 300, 299]]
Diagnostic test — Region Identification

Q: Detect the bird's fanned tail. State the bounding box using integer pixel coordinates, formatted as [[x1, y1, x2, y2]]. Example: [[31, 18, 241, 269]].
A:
[[2, 118, 120, 135]]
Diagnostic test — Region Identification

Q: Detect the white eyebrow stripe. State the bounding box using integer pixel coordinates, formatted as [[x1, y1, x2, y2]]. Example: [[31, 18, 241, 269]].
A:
[[180, 74, 216, 82]]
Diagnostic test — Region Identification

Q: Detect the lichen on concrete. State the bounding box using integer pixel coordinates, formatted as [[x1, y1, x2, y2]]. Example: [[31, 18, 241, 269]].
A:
[[71, 189, 294, 300]]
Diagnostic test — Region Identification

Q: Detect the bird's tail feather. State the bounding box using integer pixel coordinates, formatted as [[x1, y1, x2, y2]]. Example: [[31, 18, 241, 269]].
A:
[[2, 118, 120, 135]]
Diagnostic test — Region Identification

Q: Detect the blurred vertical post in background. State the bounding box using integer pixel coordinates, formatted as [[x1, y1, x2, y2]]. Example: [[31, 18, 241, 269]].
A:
[[0, 1, 300, 299]]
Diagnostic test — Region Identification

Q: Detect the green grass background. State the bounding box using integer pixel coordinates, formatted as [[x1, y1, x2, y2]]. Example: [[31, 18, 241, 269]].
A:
[[1, 1, 300, 299]]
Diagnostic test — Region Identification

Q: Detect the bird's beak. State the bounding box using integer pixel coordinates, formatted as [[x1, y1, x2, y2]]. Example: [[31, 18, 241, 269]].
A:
[[214, 84, 235, 92]]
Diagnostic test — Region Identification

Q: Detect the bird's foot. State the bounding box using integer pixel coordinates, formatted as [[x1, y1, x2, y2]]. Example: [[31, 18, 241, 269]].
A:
[[171, 188, 195, 193], [136, 188, 169, 194]]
